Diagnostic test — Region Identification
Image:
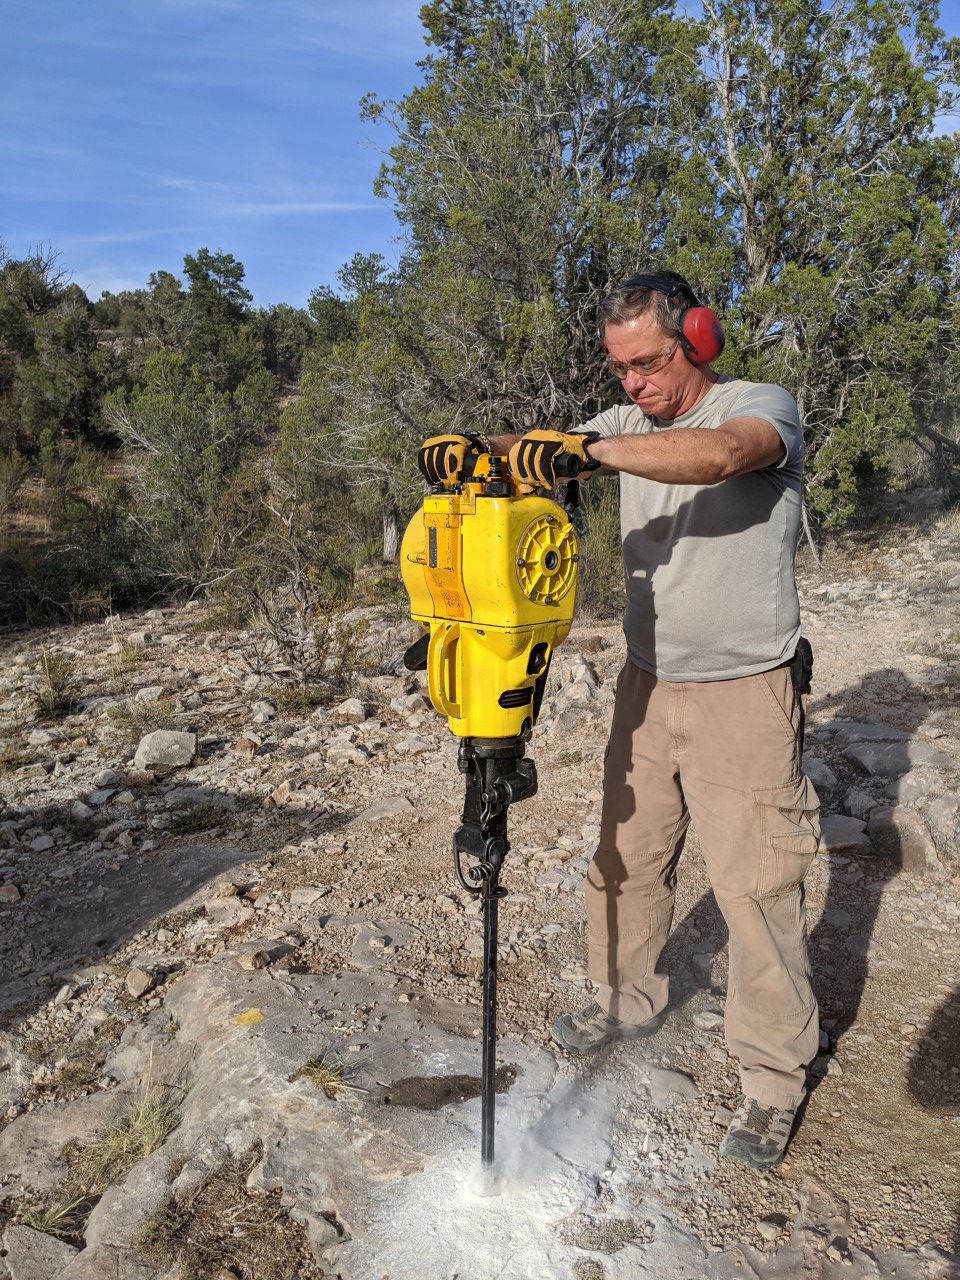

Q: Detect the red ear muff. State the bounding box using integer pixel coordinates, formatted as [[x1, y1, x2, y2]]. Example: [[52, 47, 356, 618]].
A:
[[681, 307, 725, 365]]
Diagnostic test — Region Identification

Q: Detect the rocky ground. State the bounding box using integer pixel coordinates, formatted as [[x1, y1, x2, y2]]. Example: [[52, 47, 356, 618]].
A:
[[0, 504, 958, 1280]]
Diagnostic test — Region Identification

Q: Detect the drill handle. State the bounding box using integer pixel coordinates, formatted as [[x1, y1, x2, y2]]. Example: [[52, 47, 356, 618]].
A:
[[553, 452, 585, 478]]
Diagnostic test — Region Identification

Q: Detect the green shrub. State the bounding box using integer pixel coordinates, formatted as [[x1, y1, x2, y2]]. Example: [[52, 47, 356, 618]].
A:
[[32, 650, 79, 720], [575, 481, 625, 620], [0, 449, 29, 515]]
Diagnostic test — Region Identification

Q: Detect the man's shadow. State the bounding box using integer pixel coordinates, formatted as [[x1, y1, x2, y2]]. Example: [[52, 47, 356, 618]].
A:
[[907, 979, 960, 1256], [908, 989, 960, 1108], [805, 669, 931, 1053]]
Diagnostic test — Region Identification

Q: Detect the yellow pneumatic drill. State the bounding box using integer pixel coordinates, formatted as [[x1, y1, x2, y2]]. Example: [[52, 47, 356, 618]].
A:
[[400, 445, 581, 1169]]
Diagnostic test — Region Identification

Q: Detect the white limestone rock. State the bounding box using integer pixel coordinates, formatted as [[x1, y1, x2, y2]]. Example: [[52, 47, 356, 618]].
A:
[[133, 729, 197, 771]]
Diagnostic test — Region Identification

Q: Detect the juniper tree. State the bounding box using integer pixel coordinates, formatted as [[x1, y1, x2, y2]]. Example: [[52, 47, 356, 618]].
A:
[[660, 0, 960, 524]]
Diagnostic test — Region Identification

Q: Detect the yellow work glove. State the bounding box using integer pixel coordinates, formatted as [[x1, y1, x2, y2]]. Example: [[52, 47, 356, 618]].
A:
[[507, 430, 601, 487], [417, 432, 490, 485]]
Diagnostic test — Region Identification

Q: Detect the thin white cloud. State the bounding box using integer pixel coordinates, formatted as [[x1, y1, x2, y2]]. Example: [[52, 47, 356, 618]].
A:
[[224, 200, 378, 216], [154, 0, 247, 8], [157, 177, 204, 191], [151, 174, 381, 217], [226, 0, 426, 61], [66, 227, 206, 247], [0, 139, 80, 163]]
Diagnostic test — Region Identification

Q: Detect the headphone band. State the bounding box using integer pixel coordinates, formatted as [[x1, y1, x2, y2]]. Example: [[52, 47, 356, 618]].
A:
[[615, 273, 701, 307]]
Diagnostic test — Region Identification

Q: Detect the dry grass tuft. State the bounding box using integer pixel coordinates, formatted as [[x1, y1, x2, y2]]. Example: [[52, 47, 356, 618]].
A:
[[13, 1081, 180, 1245], [0, 742, 33, 774], [290, 1055, 368, 1100], [107, 693, 178, 752], [138, 1144, 321, 1280], [266, 682, 329, 715], [30, 1059, 103, 1101], [108, 632, 146, 679], [169, 803, 223, 835], [73, 1086, 180, 1191], [153, 905, 204, 932], [18, 1193, 92, 1242], [20, 1016, 124, 1082], [933, 505, 960, 538]]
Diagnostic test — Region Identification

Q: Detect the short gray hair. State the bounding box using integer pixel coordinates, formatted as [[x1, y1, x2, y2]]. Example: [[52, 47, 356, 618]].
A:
[[599, 270, 700, 341]]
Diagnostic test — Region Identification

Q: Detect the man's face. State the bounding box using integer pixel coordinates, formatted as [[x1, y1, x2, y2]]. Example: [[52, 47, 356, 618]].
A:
[[603, 310, 705, 420]]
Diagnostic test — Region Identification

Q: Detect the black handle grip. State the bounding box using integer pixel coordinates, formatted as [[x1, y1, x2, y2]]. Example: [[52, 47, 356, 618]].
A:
[[553, 453, 584, 478]]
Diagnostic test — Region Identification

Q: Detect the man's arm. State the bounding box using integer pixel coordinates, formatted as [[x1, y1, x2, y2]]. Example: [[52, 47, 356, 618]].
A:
[[494, 419, 784, 486], [490, 432, 523, 455], [583, 416, 785, 485]]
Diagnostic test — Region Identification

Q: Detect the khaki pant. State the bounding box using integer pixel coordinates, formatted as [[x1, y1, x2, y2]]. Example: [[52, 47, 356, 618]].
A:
[[585, 660, 820, 1108]]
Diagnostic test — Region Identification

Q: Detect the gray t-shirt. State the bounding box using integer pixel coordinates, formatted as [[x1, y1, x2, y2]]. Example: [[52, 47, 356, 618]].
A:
[[583, 376, 803, 681]]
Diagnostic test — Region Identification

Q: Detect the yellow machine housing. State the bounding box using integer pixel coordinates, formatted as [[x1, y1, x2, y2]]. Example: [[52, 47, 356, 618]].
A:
[[401, 461, 579, 740]]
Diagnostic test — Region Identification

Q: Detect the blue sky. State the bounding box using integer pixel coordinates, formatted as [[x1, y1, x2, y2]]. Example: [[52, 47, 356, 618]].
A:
[[1, 0, 427, 309], [3, 0, 960, 312]]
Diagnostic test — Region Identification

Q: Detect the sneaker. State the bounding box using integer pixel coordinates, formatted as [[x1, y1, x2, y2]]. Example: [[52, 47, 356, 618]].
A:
[[551, 1000, 666, 1054], [718, 1096, 798, 1170]]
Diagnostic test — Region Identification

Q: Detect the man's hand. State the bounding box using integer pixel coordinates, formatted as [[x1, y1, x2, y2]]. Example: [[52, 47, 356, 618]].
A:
[[418, 434, 479, 485], [507, 430, 600, 487]]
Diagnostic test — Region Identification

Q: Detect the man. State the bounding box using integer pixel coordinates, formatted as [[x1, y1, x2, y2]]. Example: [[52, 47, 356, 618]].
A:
[[418, 270, 821, 1171]]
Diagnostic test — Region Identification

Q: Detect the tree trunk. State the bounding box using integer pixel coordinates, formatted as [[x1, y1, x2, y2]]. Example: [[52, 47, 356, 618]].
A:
[[383, 507, 399, 563]]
